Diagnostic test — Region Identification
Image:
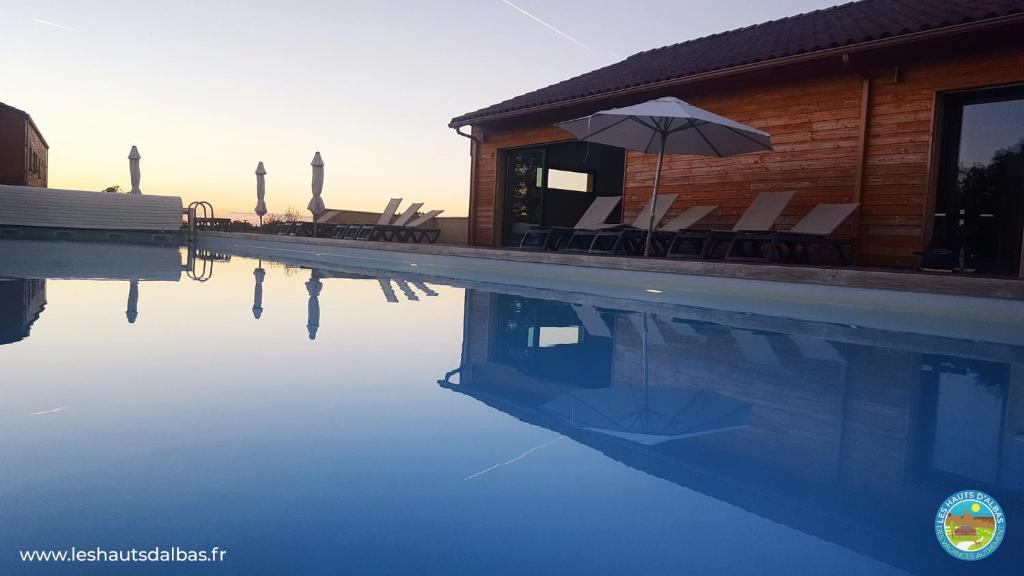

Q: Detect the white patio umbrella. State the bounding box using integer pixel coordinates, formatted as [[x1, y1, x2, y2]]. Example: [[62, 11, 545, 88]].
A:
[[128, 146, 142, 195], [308, 152, 325, 236], [557, 97, 773, 256], [255, 161, 267, 227]]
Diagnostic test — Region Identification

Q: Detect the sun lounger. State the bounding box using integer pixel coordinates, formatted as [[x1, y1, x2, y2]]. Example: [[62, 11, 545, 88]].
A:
[[564, 193, 679, 254], [519, 196, 621, 251], [725, 202, 859, 264], [393, 210, 445, 243], [357, 202, 424, 241], [332, 198, 401, 240], [666, 190, 795, 259]]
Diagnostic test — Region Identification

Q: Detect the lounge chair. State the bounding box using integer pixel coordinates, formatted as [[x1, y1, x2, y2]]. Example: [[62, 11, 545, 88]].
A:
[[666, 190, 795, 259], [518, 196, 621, 251], [565, 193, 679, 254], [357, 202, 424, 241], [646, 205, 718, 255], [338, 198, 403, 240], [393, 210, 445, 243], [725, 202, 859, 264]]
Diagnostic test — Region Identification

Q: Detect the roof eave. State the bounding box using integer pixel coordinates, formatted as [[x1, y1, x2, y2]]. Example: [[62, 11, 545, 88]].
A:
[[448, 13, 1024, 128]]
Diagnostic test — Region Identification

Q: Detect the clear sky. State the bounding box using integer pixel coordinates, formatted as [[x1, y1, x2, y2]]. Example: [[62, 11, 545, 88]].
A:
[[1, 0, 832, 221]]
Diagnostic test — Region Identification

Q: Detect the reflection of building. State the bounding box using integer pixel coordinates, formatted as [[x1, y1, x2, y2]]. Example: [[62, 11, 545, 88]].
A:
[[0, 279, 46, 344], [443, 289, 1024, 574], [0, 102, 47, 187]]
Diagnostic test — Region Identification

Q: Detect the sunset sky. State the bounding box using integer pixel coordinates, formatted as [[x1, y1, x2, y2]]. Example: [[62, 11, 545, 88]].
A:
[[1, 0, 829, 221]]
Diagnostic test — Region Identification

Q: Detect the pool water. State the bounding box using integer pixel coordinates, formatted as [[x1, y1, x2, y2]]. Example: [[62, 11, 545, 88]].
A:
[[1, 241, 1022, 575]]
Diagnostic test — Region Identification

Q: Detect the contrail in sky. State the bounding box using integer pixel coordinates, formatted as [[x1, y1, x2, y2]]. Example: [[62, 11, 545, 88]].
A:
[[499, 0, 597, 54], [33, 17, 74, 31]]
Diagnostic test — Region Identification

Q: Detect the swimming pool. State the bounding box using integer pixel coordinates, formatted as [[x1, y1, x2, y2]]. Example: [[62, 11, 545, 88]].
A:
[[2, 239, 1022, 575]]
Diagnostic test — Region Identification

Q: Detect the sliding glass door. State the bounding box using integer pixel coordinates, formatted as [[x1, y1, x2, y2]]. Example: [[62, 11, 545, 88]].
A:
[[933, 85, 1024, 274]]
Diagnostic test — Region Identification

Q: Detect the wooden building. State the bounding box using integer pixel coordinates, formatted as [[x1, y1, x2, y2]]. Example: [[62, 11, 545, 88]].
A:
[[0, 102, 48, 188], [450, 0, 1024, 276]]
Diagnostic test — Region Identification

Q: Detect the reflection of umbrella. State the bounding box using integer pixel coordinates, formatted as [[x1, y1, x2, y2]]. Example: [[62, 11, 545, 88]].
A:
[[542, 312, 749, 444], [308, 152, 325, 237], [542, 385, 750, 445], [128, 146, 142, 195], [305, 269, 322, 340], [557, 97, 772, 256], [255, 161, 267, 227], [126, 280, 139, 323], [252, 262, 265, 319]]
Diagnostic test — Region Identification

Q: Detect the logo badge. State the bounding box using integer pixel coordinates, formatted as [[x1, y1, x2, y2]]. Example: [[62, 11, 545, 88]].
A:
[[935, 490, 1006, 560]]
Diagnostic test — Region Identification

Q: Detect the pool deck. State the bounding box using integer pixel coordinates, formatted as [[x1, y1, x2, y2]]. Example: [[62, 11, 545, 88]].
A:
[[198, 231, 1024, 346], [200, 231, 1024, 301]]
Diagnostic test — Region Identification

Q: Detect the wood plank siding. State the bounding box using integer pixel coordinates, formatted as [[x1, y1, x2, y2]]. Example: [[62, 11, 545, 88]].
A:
[[465, 30, 1024, 268]]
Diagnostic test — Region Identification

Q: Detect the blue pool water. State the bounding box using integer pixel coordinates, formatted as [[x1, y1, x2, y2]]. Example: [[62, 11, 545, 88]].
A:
[[1, 240, 1022, 575]]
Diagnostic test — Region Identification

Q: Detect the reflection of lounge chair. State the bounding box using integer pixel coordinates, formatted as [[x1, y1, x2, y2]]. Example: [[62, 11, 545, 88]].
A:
[[667, 191, 795, 259], [394, 280, 419, 301], [335, 198, 403, 240], [378, 279, 399, 303], [732, 330, 781, 367], [519, 196, 621, 251], [725, 203, 860, 264], [411, 281, 438, 297], [790, 335, 844, 363], [571, 304, 611, 338], [627, 313, 666, 346], [566, 193, 679, 254]]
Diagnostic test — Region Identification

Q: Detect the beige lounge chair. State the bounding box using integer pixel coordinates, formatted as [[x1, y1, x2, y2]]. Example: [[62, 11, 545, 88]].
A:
[[667, 191, 795, 259], [726, 202, 859, 263], [394, 210, 445, 243], [337, 198, 403, 239], [519, 196, 622, 251], [566, 193, 679, 254]]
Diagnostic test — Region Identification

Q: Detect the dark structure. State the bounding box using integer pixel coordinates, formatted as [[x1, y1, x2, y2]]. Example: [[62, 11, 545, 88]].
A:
[[0, 279, 47, 345], [0, 101, 48, 187]]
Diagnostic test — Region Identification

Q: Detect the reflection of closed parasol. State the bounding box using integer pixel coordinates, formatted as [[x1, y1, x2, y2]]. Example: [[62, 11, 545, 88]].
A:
[[305, 270, 322, 340]]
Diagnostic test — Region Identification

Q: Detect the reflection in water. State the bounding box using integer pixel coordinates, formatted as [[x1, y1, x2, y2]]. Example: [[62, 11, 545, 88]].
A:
[[441, 290, 1024, 574], [252, 262, 265, 319], [0, 279, 46, 344], [305, 269, 322, 340], [125, 280, 139, 324]]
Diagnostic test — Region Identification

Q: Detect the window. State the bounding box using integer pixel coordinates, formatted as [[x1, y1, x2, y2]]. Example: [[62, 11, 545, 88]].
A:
[[546, 169, 592, 193]]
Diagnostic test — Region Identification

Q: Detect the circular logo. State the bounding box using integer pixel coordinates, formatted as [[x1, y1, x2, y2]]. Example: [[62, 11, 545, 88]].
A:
[[935, 490, 1006, 561]]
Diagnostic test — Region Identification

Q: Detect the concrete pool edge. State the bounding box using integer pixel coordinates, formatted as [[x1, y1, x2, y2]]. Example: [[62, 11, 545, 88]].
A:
[[197, 232, 1024, 346]]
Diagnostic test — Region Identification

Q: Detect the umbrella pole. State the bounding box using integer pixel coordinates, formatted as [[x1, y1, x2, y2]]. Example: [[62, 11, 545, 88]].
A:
[[644, 134, 667, 257]]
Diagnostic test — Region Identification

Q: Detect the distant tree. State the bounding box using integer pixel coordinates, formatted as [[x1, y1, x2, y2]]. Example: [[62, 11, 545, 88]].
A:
[[263, 206, 304, 226], [102, 185, 124, 194]]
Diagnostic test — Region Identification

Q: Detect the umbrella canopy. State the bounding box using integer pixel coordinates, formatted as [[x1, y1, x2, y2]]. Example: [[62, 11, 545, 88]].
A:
[[252, 264, 265, 319], [557, 97, 772, 255], [125, 280, 139, 323], [128, 146, 142, 195], [305, 269, 322, 340], [308, 152, 325, 216], [255, 161, 267, 223]]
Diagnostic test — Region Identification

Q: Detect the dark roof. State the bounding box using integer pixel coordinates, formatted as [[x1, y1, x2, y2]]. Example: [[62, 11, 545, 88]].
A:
[[450, 0, 1024, 126]]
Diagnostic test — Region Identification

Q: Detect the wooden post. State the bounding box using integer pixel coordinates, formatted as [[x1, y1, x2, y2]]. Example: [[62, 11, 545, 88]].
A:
[[852, 75, 871, 249]]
